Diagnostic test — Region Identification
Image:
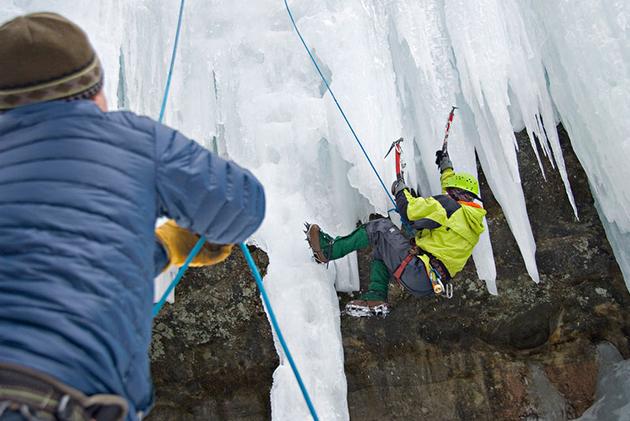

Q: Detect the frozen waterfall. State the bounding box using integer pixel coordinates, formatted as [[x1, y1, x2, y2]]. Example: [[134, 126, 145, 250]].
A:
[[2, 0, 629, 419]]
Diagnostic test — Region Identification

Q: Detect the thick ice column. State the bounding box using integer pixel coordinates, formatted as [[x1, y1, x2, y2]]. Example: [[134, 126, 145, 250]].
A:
[[443, 0, 580, 284], [300, 0, 404, 213], [526, 1, 630, 291], [185, 1, 353, 419]]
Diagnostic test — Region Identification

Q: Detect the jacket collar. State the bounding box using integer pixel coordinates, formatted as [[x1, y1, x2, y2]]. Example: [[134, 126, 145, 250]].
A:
[[457, 200, 483, 209], [0, 100, 103, 135]]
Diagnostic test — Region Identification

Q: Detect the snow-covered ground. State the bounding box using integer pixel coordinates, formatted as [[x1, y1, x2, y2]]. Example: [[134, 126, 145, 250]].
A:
[[2, 1, 630, 419]]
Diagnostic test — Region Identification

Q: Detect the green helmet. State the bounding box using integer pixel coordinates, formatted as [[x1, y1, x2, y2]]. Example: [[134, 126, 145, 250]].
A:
[[443, 171, 480, 199]]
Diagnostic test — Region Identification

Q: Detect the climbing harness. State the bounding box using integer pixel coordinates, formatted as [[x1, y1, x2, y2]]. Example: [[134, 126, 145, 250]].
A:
[[392, 253, 414, 283], [151, 2, 319, 420], [0, 363, 129, 421], [392, 248, 453, 299]]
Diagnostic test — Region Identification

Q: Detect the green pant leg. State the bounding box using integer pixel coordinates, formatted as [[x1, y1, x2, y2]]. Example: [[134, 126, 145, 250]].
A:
[[360, 259, 389, 301], [323, 225, 370, 260]]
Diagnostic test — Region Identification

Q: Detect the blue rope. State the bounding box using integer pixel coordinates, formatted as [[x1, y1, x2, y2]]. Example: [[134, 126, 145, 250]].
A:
[[239, 244, 320, 420], [158, 0, 186, 124], [150, 3, 319, 419], [152, 0, 199, 315], [152, 237, 206, 316], [284, 0, 397, 210]]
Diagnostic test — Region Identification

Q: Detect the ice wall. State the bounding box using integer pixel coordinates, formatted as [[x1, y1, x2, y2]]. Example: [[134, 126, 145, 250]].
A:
[[3, 0, 630, 419], [521, 1, 630, 291]]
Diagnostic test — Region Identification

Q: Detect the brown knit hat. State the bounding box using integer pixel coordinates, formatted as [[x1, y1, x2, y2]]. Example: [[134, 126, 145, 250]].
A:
[[0, 12, 103, 110]]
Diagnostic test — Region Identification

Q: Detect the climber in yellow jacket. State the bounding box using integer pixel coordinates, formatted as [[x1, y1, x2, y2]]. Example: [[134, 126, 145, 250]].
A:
[[306, 149, 486, 317]]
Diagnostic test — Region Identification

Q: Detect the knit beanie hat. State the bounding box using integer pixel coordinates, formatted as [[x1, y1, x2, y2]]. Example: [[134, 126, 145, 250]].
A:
[[0, 12, 103, 111]]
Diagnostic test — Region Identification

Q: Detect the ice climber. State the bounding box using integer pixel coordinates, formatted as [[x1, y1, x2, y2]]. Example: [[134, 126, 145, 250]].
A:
[[0, 13, 265, 421], [306, 150, 485, 317]]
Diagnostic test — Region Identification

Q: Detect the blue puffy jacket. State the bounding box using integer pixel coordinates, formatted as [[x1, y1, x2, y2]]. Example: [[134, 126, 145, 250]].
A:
[[0, 100, 265, 419]]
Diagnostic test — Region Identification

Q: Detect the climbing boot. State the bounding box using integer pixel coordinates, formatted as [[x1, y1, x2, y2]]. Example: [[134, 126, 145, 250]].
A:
[[345, 299, 390, 318], [305, 223, 370, 264], [304, 223, 334, 264]]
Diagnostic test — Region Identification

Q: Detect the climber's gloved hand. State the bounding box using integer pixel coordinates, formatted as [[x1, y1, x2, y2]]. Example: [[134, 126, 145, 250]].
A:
[[435, 149, 453, 173], [156, 220, 233, 268], [391, 177, 408, 196]]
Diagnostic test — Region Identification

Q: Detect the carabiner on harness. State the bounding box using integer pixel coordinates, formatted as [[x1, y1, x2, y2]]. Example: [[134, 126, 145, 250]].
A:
[[429, 267, 453, 299]]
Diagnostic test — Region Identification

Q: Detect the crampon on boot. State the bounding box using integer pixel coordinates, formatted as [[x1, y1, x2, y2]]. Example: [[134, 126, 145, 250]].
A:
[[344, 299, 390, 318], [304, 222, 333, 264]]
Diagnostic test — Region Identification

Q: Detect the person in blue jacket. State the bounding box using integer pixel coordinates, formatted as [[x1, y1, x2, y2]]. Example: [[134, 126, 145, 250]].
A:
[[0, 13, 265, 421]]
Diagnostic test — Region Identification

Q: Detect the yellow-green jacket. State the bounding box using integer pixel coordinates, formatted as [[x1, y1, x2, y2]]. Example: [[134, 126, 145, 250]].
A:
[[395, 169, 486, 277]]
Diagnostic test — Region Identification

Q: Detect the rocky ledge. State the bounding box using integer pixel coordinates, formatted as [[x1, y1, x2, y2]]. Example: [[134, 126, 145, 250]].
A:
[[148, 126, 630, 420]]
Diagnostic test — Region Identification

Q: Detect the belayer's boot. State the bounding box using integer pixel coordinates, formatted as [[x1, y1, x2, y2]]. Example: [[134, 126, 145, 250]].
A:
[[345, 259, 391, 318], [304, 223, 369, 264]]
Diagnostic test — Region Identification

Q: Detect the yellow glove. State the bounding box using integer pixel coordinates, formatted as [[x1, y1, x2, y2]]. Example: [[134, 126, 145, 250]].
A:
[[156, 220, 233, 269]]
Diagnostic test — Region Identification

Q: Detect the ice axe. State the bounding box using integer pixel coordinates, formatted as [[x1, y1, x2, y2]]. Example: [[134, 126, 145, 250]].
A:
[[440, 106, 458, 154], [384, 137, 404, 181]]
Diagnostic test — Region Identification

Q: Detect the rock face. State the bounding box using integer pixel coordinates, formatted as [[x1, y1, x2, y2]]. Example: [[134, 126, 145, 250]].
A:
[[149, 248, 276, 420], [148, 126, 630, 421]]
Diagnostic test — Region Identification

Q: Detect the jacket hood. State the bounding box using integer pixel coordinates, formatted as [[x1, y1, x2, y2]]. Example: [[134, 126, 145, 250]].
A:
[[0, 100, 102, 135], [456, 202, 487, 244]]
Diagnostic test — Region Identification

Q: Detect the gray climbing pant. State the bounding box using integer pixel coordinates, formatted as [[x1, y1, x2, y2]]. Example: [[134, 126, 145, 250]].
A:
[[365, 219, 433, 297]]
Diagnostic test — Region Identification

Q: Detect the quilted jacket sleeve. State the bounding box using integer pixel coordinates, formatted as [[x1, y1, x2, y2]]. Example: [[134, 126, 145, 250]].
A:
[[154, 125, 265, 245], [440, 168, 455, 193], [403, 190, 447, 226]]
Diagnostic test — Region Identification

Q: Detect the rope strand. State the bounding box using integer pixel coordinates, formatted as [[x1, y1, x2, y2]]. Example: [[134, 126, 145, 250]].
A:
[[150, 2, 319, 419], [152, 0, 193, 315], [240, 244, 320, 420], [284, 0, 397, 209], [158, 0, 186, 124]]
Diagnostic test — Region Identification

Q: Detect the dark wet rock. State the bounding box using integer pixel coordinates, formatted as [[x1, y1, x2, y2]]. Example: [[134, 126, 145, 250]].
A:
[[148, 247, 276, 421], [341, 126, 629, 420], [148, 126, 630, 421]]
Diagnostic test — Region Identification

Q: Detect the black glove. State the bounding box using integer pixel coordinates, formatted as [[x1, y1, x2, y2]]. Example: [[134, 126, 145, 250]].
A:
[[391, 177, 407, 196], [435, 149, 453, 172]]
